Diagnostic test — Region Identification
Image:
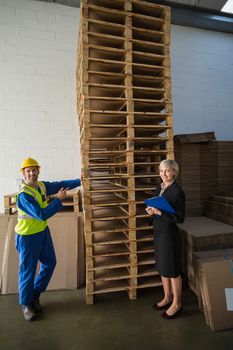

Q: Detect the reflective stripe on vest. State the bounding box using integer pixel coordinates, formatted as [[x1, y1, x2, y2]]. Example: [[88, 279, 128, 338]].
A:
[[15, 181, 48, 235], [18, 214, 32, 220]]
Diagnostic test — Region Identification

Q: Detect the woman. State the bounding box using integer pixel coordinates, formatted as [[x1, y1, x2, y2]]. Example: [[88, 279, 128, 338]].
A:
[[146, 159, 185, 319]]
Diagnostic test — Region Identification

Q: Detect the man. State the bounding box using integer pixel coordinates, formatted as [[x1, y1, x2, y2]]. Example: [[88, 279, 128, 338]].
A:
[[15, 157, 81, 321]]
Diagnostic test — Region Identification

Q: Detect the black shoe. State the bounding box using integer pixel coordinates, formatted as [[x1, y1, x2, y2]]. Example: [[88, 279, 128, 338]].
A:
[[152, 301, 172, 311], [32, 298, 43, 313], [161, 305, 183, 320], [22, 305, 37, 321]]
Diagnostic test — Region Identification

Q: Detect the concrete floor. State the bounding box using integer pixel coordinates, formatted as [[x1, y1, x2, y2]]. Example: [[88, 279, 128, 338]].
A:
[[0, 286, 233, 350]]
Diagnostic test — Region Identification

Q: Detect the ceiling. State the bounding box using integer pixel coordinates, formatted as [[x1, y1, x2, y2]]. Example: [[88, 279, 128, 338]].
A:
[[164, 0, 228, 11], [35, 0, 233, 33], [36, 0, 229, 12]]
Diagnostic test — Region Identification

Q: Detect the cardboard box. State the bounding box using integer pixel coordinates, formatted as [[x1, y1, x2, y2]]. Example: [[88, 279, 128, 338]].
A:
[[0, 215, 18, 293], [0, 212, 84, 294], [179, 216, 233, 294], [0, 214, 11, 290], [200, 258, 233, 331]]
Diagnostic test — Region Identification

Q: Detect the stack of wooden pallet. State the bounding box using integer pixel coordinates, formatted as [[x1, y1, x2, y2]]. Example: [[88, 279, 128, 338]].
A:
[[77, 0, 173, 304]]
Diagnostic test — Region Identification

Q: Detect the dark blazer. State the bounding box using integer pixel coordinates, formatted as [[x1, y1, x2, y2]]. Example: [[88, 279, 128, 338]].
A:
[[152, 181, 185, 277], [152, 181, 185, 231]]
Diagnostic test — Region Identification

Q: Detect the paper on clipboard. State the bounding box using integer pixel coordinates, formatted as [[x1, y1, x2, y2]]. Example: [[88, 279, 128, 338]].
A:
[[144, 196, 176, 214]]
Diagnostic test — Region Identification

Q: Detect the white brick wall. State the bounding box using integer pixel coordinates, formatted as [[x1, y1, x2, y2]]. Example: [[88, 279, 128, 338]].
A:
[[171, 25, 233, 138], [0, 1, 233, 212], [0, 0, 81, 212]]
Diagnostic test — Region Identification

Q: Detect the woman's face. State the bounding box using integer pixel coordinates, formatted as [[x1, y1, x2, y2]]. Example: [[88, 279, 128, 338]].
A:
[[159, 165, 175, 184]]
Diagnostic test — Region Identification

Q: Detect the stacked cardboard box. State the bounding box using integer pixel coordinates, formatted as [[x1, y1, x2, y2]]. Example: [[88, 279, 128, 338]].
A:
[[204, 141, 233, 223], [174, 132, 217, 216], [217, 141, 233, 193], [175, 142, 202, 216], [205, 194, 233, 226], [175, 134, 233, 217], [179, 216, 233, 295], [193, 250, 233, 331]]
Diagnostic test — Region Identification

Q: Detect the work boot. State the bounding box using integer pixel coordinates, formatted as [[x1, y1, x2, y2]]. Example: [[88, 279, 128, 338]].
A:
[[22, 305, 37, 321], [31, 297, 43, 313]]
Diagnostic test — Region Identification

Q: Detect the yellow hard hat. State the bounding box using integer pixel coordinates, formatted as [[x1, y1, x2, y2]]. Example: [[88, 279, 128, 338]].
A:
[[20, 158, 40, 171]]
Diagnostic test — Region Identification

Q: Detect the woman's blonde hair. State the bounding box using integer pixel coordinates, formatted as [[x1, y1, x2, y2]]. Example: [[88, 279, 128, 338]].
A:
[[159, 159, 179, 178]]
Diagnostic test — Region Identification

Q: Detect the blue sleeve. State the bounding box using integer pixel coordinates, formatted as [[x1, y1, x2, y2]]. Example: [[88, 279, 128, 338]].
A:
[[43, 179, 81, 196], [17, 192, 63, 221]]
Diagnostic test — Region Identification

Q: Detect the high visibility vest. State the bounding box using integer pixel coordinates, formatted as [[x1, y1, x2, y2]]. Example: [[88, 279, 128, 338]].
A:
[[15, 181, 48, 235]]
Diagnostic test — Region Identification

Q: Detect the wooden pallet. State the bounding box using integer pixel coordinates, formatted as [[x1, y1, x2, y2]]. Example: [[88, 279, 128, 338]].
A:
[[77, 0, 173, 304], [4, 189, 81, 215], [59, 189, 81, 213], [4, 193, 17, 215]]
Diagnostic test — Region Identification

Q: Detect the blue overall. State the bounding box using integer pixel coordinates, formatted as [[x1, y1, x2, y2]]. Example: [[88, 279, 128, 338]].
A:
[[15, 179, 80, 306]]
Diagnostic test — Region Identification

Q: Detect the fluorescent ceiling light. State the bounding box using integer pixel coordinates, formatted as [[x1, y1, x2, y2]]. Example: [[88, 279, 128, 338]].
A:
[[221, 0, 233, 13]]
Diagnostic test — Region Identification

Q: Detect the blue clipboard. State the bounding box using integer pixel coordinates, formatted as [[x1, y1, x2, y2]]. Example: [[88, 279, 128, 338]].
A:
[[144, 196, 176, 214]]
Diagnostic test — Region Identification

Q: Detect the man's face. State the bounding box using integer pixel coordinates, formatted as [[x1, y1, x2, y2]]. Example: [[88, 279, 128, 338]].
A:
[[22, 166, 39, 185]]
